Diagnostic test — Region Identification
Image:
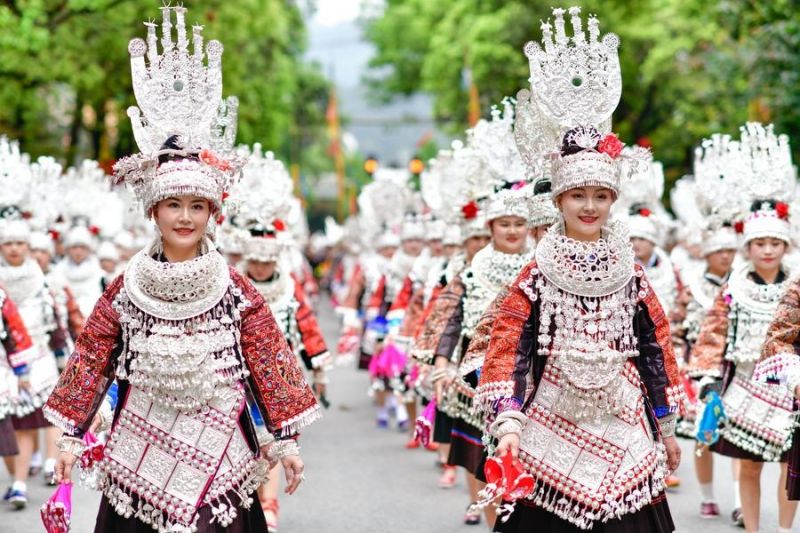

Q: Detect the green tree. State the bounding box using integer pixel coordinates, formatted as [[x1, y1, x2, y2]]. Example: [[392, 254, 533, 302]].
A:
[[0, 0, 331, 172], [363, 0, 799, 186]]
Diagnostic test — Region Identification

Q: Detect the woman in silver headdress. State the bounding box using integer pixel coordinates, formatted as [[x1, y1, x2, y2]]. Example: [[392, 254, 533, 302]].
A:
[[45, 7, 319, 532]]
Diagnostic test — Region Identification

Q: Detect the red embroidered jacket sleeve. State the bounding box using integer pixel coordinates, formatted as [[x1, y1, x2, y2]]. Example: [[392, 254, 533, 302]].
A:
[[340, 264, 365, 312], [1, 289, 35, 373], [687, 287, 730, 379], [433, 276, 467, 363], [365, 276, 387, 321], [292, 278, 329, 368], [44, 277, 123, 435], [386, 277, 413, 330], [64, 286, 85, 340], [234, 270, 320, 437], [460, 285, 509, 378], [761, 280, 800, 360], [634, 266, 685, 415], [410, 279, 464, 365], [475, 263, 536, 414]]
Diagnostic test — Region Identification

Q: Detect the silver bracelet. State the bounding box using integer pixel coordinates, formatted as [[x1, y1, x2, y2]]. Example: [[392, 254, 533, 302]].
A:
[[56, 435, 86, 457], [492, 419, 523, 440], [430, 368, 449, 383], [271, 439, 300, 460], [96, 399, 113, 433], [658, 413, 677, 439]]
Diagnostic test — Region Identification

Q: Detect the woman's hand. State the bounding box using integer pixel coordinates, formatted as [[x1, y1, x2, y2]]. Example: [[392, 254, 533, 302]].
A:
[[54, 451, 79, 484], [663, 436, 681, 471], [495, 433, 520, 459], [794, 384, 800, 400], [281, 455, 305, 495]]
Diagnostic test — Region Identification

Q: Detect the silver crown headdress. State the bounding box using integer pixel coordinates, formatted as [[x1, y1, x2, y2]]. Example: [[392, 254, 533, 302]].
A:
[[27, 156, 63, 233], [521, 7, 648, 199], [524, 7, 619, 132], [692, 133, 745, 254], [442, 139, 493, 238], [114, 6, 243, 217], [737, 122, 795, 244], [0, 137, 32, 214], [614, 151, 673, 246], [227, 144, 294, 262], [62, 160, 125, 238], [357, 167, 412, 249]]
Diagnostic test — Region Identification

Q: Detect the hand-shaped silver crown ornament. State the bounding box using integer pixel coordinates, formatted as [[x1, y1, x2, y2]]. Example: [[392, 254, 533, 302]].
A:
[[114, 5, 244, 217]]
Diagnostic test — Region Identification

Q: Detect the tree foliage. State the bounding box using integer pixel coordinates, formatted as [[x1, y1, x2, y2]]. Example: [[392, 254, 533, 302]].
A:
[[364, 0, 800, 184], [0, 0, 330, 169]]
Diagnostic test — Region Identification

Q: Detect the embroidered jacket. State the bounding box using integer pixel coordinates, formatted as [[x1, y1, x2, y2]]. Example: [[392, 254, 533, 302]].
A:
[[0, 288, 36, 420], [44, 268, 319, 439], [477, 262, 683, 421]]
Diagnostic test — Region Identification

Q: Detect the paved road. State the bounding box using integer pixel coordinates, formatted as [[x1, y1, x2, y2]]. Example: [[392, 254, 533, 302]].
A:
[[3, 300, 789, 532]]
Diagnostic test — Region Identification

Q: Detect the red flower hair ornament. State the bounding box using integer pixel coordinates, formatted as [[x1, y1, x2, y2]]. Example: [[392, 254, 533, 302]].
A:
[[638, 208, 652, 217], [734, 220, 745, 234], [776, 202, 790, 220], [273, 219, 286, 232], [462, 201, 479, 220], [199, 149, 232, 172], [597, 133, 624, 159]]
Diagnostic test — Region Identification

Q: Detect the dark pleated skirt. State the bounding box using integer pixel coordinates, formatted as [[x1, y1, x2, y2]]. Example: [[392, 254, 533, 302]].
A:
[[494, 493, 674, 533], [711, 436, 788, 463], [433, 408, 453, 444], [0, 416, 19, 456], [94, 493, 268, 533], [447, 418, 483, 473], [785, 427, 800, 499], [357, 350, 372, 370], [12, 407, 50, 430]]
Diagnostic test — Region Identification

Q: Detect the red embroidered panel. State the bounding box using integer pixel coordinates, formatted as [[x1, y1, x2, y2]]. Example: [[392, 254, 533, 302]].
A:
[[293, 278, 327, 358], [411, 277, 464, 362], [478, 263, 535, 388], [45, 276, 123, 433], [2, 289, 33, 353], [637, 266, 683, 394], [234, 270, 319, 433], [389, 277, 413, 313], [762, 280, 800, 360], [687, 286, 730, 376]]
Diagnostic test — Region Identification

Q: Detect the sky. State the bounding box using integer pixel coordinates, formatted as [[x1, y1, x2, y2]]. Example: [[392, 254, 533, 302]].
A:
[[304, 0, 444, 166]]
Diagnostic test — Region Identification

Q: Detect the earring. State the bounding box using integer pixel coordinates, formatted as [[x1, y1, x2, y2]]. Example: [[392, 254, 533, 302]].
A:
[[152, 222, 163, 255]]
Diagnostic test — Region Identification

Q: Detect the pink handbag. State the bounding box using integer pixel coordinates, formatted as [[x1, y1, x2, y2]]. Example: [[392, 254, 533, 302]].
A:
[[414, 400, 437, 446], [41, 482, 72, 533]]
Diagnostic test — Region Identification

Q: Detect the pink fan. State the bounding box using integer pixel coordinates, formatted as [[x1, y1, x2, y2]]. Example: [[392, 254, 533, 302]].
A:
[[41, 482, 72, 533]]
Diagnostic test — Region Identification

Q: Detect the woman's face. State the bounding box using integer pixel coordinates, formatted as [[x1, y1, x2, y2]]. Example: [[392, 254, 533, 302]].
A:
[[402, 238, 424, 257], [1, 241, 28, 267], [557, 186, 614, 241], [705, 248, 736, 277], [31, 249, 51, 271], [247, 260, 277, 282], [443, 244, 461, 258], [530, 224, 551, 242], [153, 196, 211, 254], [631, 237, 656, 263], [464, 235, 490, 260], [747, 237, 787, 273], [490, 216, 528, 254]]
